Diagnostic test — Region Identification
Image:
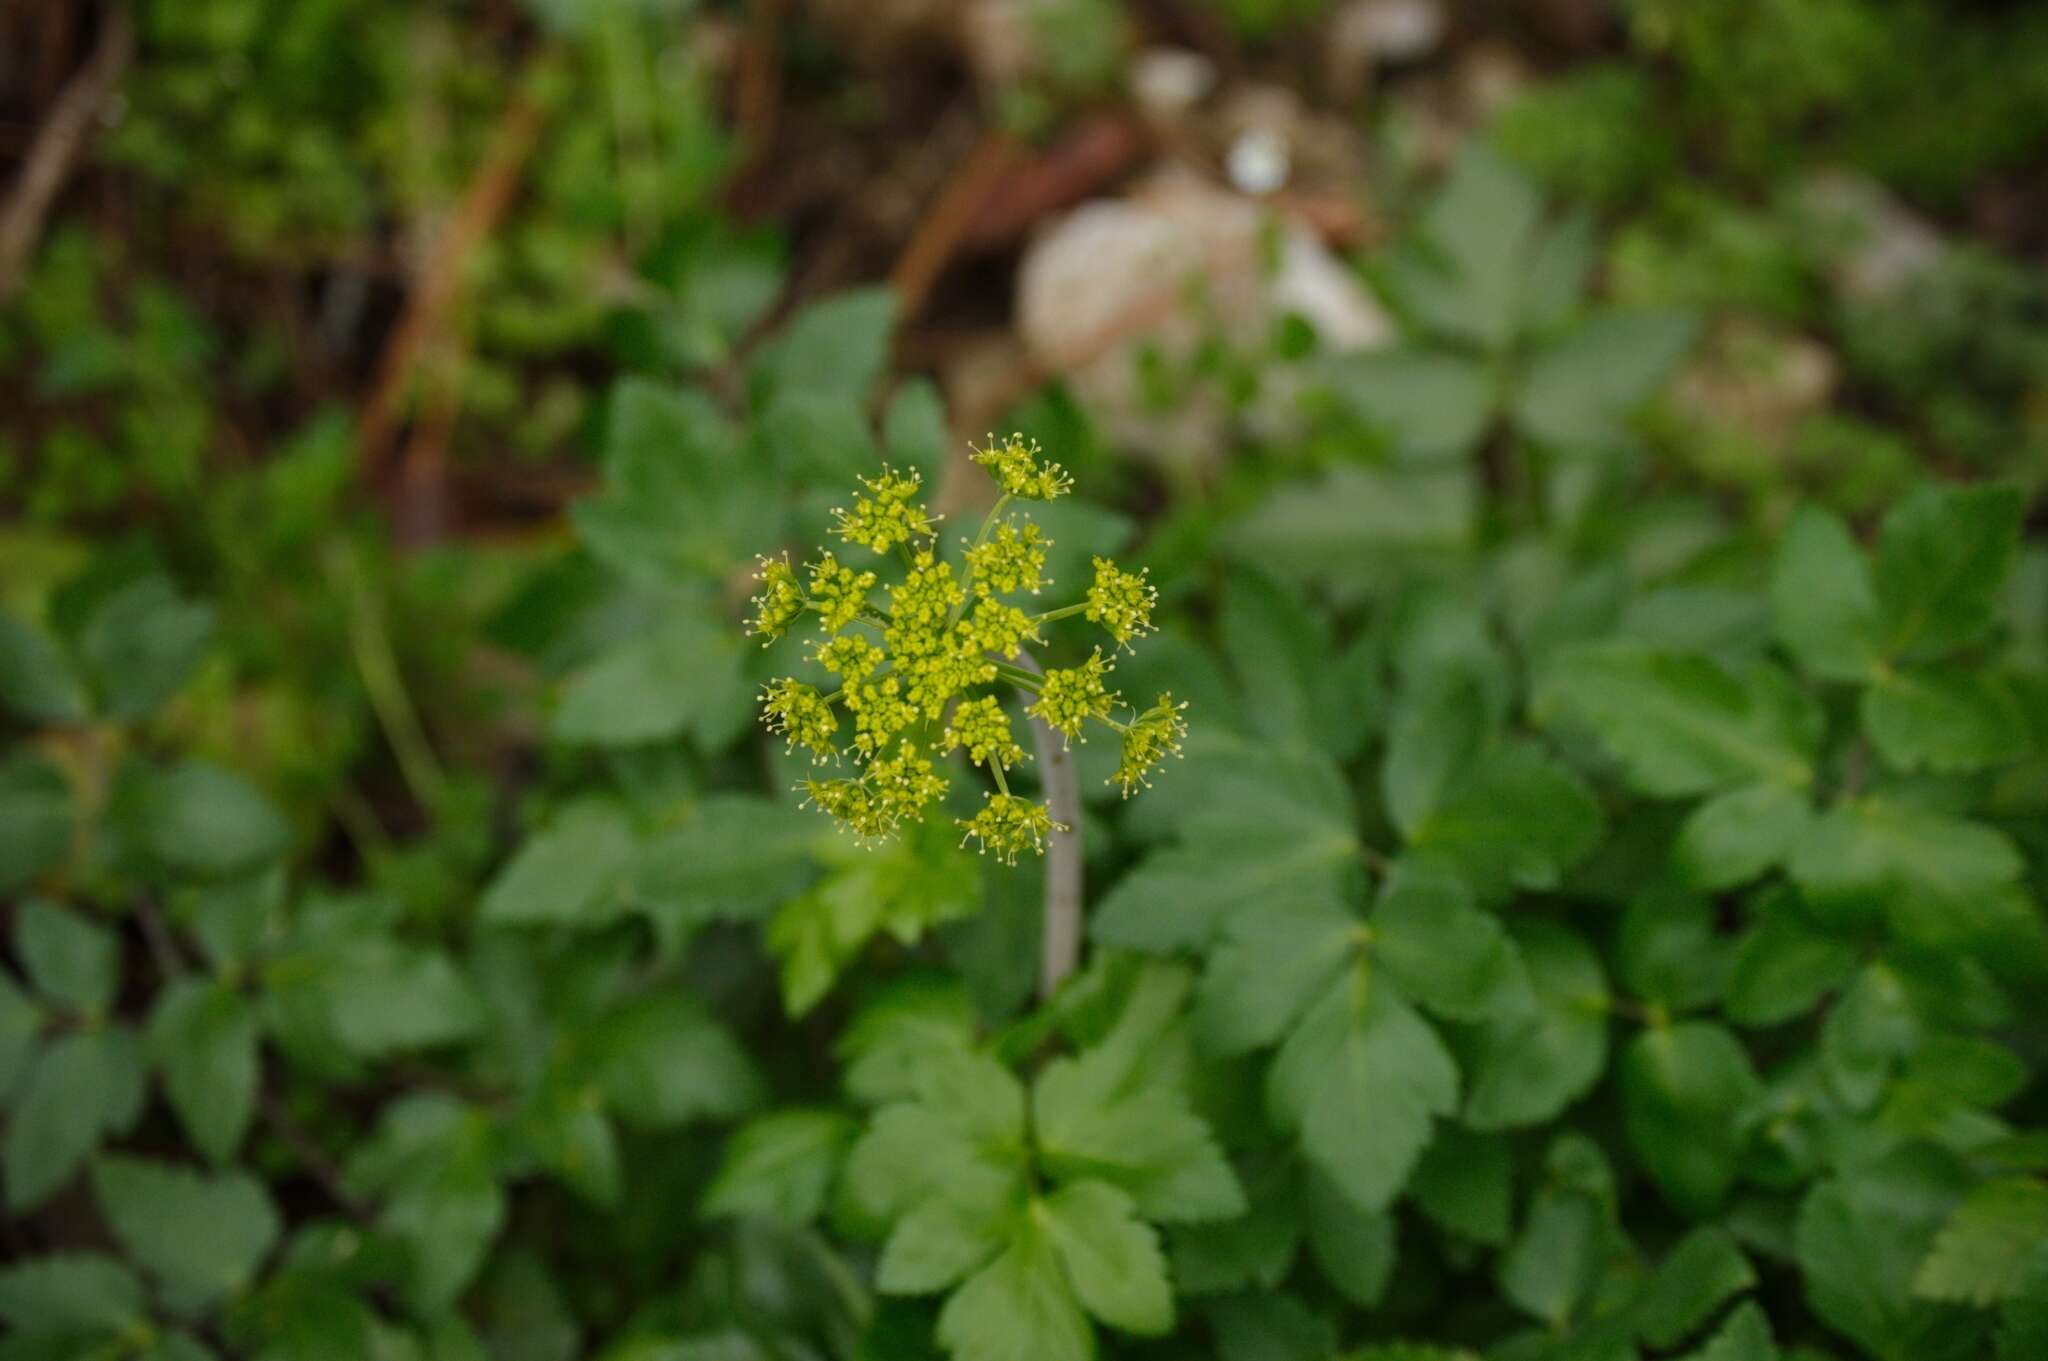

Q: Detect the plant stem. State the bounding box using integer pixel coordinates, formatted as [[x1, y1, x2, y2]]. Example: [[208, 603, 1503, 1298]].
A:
[[1011, 652, 1083, 1001], [1033, 602, 1089, 626]]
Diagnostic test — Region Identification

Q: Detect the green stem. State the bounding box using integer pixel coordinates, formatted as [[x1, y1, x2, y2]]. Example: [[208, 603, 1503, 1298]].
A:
[[990, 761, 1010, 797], [327, 542, 447, 811], [1033, 602, 1089, 626], [990, 661, 1043, 692]]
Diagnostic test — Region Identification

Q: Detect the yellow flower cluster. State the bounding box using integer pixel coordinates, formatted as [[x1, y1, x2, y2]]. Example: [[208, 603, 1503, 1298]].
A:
[[750, 441, 1186, 857]]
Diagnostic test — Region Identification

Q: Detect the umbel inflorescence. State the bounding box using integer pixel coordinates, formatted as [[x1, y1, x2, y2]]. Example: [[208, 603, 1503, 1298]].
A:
[[751, 435, 1187, 864]]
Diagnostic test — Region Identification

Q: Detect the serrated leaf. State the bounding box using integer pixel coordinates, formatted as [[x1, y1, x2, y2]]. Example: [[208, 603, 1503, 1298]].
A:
[[1616, 891, 1729, 1014], [877, 1170, 1015, 1295], [1622, 1023, 1761, 1216], [1822, 962, 1921, 1110], [1915, 1178, 2048, 1306], [1323, 349, 1492, 463], [1464, 924, 1607, 1130], [1499, 1182, 1603, 1327], [0, 755, 74, 894], [146, 979, 258, 1164], [0, 969, 39, 1095], [1874, 482, 2025, 664], [838, 978, 980, 1107], [1673, 782, 1811, 891], [588, 994, 761, 1129], [551, 614, 747, 750], [1210, 1290, 1337, 1361], [0, 1253, 146, 1337], [748, 287, 895, 409], [1394, 143, 1544, 349], [1305, 1170, 1397, 1307], [702, 1110, 856, 1224], [1677, 1301, 1777, 1361], [1383, 669, 1491, 838], [2000, 1244, 2048, 1361], [0, 610, 86, 722], [1797, 1147, 1974, 1360], [480, 804, 639, 927], [1862, 666, 2031, 772], [16, 899, 118, 1016], [118, 760, 288, 878], [76, 575, 215, 720], [1771, 506, 1881, 683], [1788, 796, 2022, 943], [5, 1029, 144, 1211], [933, 1220, 1091, 1361], [1374, 863, 1526, 1022], [1410, 1125, 1510, 1245], [1628, 1226, 1757, 1349], [1267, 969, 1457, 1214], [1194, 897, 1354, 1057], [840, 1049, 1027, 1230], [1537, 643, 1818, 796], [1514, 309, 1697, 449], [1169, 1153, 1302, 1295], [93, 1156, 280, 1310], [1406, 741, 1604, 903], [884, 379, 948, 487], [630, 795, 820, 939], [1040, 1179, 1174, 1334], [347, 1096, 506, 1312], [1723, 903, 1857, 1028]]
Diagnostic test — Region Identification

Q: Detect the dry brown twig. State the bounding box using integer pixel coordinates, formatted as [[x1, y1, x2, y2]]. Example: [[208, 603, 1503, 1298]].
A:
[[0, 5, 133, 305]]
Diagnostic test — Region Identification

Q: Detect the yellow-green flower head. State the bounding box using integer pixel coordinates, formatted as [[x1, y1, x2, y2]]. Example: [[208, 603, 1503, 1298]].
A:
[[846, 676, 918, 757], [749, 554, 804, 643], [944, 695, 1025, 770], [971, 432, 1072, 501], [966, 518, 1050, 597], [760, 678, 839, 762], [814, 633, 883, 682], [900, 632, 997, 720], [961, 598, 1038, 660], [833, 466, 935, 554], [806, 552, 877, 634], [885, 551, 966, 660], [959, 793, 1064, 865], [1113, 693, 1188, 797], [801, 776, 894, 841], [1028, 649, 1116, 744], [866, 740, 946, 825], [1086, 556, 1157, 648]]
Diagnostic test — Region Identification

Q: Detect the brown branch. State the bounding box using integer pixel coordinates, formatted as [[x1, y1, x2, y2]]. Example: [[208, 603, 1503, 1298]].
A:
[[889, 129, 1019, 324], [356, 58, 550, 480], [0, 6, 132, 305]]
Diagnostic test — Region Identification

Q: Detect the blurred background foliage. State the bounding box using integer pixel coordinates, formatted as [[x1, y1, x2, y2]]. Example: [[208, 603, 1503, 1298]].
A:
[[1, 1, 2046, 1359]]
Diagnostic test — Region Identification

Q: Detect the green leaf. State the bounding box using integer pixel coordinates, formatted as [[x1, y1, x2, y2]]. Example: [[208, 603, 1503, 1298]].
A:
[[884, 379, 949, 487], [748, 287, 895, 409], [1409, 1125, 1511, 1245], [933, 1220, 1091, 1361], [480, 804, 639, 927], [702, 1110, 856, 1224], [572, 380, 771, 588], [1536, 643, 1818, 796], [1222, 465, 1473, 593], [146, 978, 259, 1164], [551, 614, 747, 750], [118, 760, 289, 878], [1862, 666, 2031, 772], [1169, 1154, 1302, 1295], [1915, 1178, 2048, 1306], [841, 1049, 1026, 1230], [295, 936, 486, 1060], [588, 994, 761, 1129], [1622, 1023, 1761, 1216], [1393, 143, 1543, 349], [0, 755, 73, 894], [1499, 1182, 1602, 1327], [1219, 569, 1338, 752], [75, 575, 215, 720], [1628, 1226, 1757, 1349], [1383, 669, 1490, 839], [1771, 506, 1881, 683], [1032, 1009, 1243, 1223], [1464, 924, 1607, 1130], [1723, 902, 1857, 1028], [1873, 482, 2025, 663], [1788, 796, 2022, 941], [1616, 891, 1729, 1014], [630, 795, 821, 939], [1822, 962, 1921, 1110], [877, 1171, 1014, 1295], [1677, 1301, 1777, 1361], [347, 1096, 506, 1312], [16, 899, 118, 1015], [0, 969, 39, 1094], [1406, 742, 1604, 903], [0, 1253, 145, 1337], [1209, 1291, 1337, 1361], [1673, 782, 1811, 891], [1194, 897, 1355, 1057], [1039, 1179, 1174, 1335], [0, 610, 86, 722], [2001, 1245, 2048, 1361], [1266, 969, 1457, 1213], [1797, 1146, 1973, 1360], [5, 1029, 144, 1211], [1514, 309, 1697, 449], [93, 1156, 280, 1310], [838, 979, 980, 1107], [1323, 350, 1492, 463], [1305, 1172, 1397, 1307], [1373, 863, 1526, 1022]]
